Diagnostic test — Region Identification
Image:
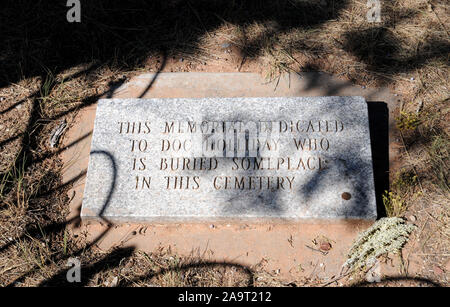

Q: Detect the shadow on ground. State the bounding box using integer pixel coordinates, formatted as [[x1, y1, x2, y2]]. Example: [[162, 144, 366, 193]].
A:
[[1, 0, 447, 287]]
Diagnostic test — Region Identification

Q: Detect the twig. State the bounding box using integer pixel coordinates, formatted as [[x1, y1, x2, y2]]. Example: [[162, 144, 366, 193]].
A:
[[308, 260, 320, 279], [320, 267, 352, 287], [412, 253, 450, 256], [305, 244, 328, 256], [187, 1, 212, 39], [427, 1, 450, 37]]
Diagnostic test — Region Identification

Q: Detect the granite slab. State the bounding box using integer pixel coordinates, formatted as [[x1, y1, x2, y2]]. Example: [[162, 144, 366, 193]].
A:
[[81, 96, 377, 221]]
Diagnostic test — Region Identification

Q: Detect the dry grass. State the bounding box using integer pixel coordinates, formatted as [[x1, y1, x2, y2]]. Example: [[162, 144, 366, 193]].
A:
[[0, 0, 449, 286]]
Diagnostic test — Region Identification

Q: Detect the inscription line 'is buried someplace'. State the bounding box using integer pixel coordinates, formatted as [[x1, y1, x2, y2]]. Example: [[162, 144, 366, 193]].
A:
[[81, 96, 377, 222]]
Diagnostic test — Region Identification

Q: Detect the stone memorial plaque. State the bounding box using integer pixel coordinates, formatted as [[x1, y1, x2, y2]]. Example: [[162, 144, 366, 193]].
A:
[[81, 97, 377, 221]]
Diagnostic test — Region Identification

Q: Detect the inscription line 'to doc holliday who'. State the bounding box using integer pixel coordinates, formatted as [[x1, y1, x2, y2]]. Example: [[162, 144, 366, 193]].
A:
[[81, 97, 377, 222]]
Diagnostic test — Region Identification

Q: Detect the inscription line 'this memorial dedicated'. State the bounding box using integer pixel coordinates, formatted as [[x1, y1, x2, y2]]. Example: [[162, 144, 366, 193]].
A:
[[117, 119, 345, 134]]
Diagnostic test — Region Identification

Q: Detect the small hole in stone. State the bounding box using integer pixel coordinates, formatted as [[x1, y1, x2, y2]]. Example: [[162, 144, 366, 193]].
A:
[[341, 192, 351, 200]]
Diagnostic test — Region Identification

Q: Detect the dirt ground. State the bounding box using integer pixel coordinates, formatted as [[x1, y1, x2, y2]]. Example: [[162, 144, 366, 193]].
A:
[[60, 71, 395, 284], [0, 0, 448, 287]]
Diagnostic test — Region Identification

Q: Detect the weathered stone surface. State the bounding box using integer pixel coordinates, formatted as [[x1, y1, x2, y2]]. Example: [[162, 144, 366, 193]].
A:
[[81, 96, 377, 221]]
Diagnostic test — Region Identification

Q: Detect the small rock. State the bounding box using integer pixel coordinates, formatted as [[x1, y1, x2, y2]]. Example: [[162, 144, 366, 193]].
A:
[[220, 43, 231, 49], [110, 276, 119, 287], [408, 215, 417, 222], [433, 265, 444, 276], [179, 58, 184, 62], [416, 100, 423, 113], [209, 224, 215, 229], [365, 259, 381, 283], [50, 119, 67, 148], [320, 241, 332, 251]]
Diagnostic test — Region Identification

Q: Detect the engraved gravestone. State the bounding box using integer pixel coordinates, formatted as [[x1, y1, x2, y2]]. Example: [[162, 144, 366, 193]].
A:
[[81, 97, 377, 221]]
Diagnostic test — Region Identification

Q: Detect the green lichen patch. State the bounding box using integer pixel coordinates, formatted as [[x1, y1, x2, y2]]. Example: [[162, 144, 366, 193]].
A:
[[344, 217, 416, 273]]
